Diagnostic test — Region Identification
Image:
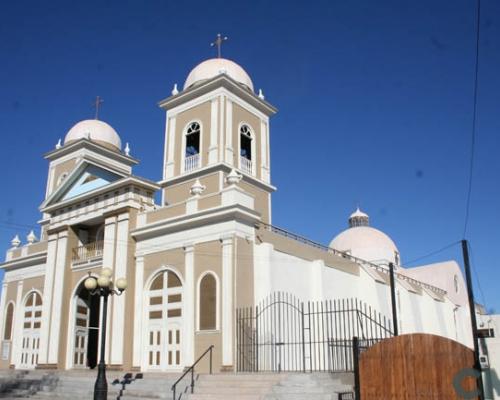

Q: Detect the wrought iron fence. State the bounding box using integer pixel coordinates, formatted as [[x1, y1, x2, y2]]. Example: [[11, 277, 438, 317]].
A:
[[236, 292, 392, 373]]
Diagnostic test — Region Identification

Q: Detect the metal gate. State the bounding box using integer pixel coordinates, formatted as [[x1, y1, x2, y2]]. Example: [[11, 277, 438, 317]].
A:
[[236, 292, 393, 372]]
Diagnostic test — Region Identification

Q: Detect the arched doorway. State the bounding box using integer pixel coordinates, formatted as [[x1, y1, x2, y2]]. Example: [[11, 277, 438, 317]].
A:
[[71, 282, 100, 369], [19, 292, 42, 369], [145, 269, 183, 371]]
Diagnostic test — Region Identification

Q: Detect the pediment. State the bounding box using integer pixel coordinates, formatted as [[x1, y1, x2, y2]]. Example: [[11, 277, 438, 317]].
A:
[[41, 160, 125, 209]]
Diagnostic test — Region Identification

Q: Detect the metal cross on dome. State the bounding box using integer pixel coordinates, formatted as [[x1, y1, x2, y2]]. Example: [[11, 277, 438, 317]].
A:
[[92, 96, 104, 120], [211, 33, 228, 58]]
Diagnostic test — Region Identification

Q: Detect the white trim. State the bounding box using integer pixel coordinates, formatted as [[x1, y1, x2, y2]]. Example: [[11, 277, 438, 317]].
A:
[[132, 256, 144, 367], [162, 111, 169, 180], [221, 237, 233, 366], [181, 120, 203, 174], [165, 116, 177, 179], [196, 271, 220, 332], [225, 98, 234, 164], [208, 98, 219, 164], [47, 231, 68, 364], [110, 212, 129, 365], [183, 245, 195, 365], [12, 280, 24, 367]]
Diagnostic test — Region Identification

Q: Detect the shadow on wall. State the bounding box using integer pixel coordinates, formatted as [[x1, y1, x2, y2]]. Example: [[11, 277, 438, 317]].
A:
[[484, 368, 500, 399]]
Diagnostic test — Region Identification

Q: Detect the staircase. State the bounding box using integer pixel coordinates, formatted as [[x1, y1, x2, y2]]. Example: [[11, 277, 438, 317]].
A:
[[0, 370, 353, 400]]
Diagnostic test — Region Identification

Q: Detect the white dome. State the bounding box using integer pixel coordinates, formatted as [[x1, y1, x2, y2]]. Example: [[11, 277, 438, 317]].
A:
[[64, 119, 122, 150], [330, 226, 400, 265], [184, 58, 254, 91]]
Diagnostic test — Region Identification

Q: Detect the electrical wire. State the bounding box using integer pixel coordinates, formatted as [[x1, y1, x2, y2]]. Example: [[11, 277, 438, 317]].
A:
[[403, 241, 461, 267], [463, 0, 482, 239]]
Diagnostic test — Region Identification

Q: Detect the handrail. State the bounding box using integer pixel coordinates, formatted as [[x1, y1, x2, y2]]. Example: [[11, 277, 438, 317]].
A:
[[171, 345, 214, 400], [257, 222, 447, 296]]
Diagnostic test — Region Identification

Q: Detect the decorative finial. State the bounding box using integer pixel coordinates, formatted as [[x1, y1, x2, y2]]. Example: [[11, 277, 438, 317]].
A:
[[348, 207, 369, 228], [11, 235, 21, 248], [124, 142, 130, 156], [190, 179, 206, 196], [210, 33, 228, 58], [55, 138, 62, 149], [226, 169, 243, 185], [27, 230, 37, 245], [92, 96, 104, 120], [258, 89, 265, 100], [171, 83, 179, 96]]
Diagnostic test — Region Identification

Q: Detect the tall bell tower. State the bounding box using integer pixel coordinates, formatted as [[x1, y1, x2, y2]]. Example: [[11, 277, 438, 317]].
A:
[[158, 54, 277, 223]]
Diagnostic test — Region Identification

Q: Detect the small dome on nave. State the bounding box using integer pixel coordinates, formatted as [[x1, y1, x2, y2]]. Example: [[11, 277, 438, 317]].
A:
[[64, 119, 122, 151], [183, 58, 254, 91], [330, 208, 401, 266]]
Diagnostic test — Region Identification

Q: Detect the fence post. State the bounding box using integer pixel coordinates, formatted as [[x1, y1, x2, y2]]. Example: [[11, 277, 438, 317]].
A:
[[301, 302, 306, 372], [255, 305, 259, 372], [353, 336, 361, 400]]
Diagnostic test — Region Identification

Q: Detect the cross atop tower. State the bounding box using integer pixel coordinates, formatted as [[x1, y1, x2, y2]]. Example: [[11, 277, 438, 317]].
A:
[[210, 33, 228, 58], [92, 96, 104, 120]]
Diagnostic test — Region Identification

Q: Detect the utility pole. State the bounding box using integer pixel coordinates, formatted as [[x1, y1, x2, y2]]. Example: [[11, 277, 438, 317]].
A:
[[389, 262, 399, 336], [461, 239, 485, 399]]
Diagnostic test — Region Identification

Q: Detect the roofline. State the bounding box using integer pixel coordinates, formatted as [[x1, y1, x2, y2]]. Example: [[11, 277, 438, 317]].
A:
[[40, 176, 160, 213], [44, 138, 140, 165], [158, 74, 278, 116]]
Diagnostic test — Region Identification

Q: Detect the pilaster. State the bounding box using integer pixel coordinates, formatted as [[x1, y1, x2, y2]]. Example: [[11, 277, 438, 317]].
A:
[[12, 280, 23, 368], [47, 230, 68, 364], [183, 244, 195, 366], [0, 282, 8, 361], [225, 98, 234, 164], [132, 255, 144, 368], [165, 116, 177, 178], [221, 235, 234, 368], [110, 212, 130, 365], [208, 98, 219, 164], [37, 234, 58, 365]]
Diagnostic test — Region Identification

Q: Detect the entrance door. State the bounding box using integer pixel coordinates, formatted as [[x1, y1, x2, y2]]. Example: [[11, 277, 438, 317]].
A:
[[145, 270, 183, 371], [71, 284, 100, 369], [19, 292, 42, 369], [73, 298, 90, 367]]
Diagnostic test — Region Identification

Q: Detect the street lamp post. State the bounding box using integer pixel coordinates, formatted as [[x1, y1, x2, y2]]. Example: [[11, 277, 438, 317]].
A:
[[84, 268, 127, 400]]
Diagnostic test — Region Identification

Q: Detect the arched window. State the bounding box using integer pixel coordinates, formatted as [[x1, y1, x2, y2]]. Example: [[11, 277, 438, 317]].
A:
[[3, 303, 14, 340], [239, 124, 253, 174], [184, 122, 201, 172], [199, 273, 217, 331], [20, 292, 42, 368]]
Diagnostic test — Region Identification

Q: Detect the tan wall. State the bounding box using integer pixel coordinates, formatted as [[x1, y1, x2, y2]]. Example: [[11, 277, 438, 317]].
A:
[[50, 158, 77, 195], [231, 103, 262, 180], [146, 203, 186, 224], [235, 237, 254, 308], [194, 241, 223, 372], [163, 172, 220, 207], [173, 101, 212, 177], [198, 193, 222, 211], [223, 178, 270, 223], [21, 277, 45, 299], [143, 248, 185, 286], [27, 241, 48, 255]]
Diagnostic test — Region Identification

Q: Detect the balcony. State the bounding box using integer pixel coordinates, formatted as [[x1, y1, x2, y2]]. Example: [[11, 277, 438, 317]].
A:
[[185, 154, 200, 173], [240, 156, 253, 175], [72, 240, 104, 263]]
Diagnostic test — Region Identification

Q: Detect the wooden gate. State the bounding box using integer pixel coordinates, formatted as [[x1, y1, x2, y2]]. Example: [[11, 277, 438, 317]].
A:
[[357, 333, 478, 399]]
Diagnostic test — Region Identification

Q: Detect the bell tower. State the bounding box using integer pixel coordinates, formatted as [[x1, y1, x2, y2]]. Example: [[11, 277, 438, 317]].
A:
[[158, 56, 277, 223]]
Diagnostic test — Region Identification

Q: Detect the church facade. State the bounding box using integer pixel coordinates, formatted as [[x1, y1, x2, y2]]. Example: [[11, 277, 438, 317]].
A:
[[0, 57, 473, 373]]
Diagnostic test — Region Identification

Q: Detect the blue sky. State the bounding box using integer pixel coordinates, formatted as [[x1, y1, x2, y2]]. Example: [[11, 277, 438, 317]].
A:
[[0, 0, 499, 311]]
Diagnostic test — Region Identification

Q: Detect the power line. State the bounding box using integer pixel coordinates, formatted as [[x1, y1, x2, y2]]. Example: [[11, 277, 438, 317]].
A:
[[404, 241, 461, 266], [463, 0, 482, 239]]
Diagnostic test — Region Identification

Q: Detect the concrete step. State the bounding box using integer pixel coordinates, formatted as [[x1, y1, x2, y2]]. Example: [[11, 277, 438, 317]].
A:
[[188, 395, 263, 400]]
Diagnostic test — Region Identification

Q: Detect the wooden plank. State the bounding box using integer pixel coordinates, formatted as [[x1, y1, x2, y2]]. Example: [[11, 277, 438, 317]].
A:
[[359, 333, 477, 399]]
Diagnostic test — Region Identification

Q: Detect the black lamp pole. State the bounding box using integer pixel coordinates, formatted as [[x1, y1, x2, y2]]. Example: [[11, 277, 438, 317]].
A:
[[94, 288, 110, 400]]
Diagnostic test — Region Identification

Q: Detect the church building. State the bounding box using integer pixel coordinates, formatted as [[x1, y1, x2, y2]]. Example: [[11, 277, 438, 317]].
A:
[[0, 55, 473, 373]]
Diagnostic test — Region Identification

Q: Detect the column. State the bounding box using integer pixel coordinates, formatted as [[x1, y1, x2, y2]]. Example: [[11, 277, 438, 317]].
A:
[[208, 98, 219, 164], [11, 280, 23, 367], [225, 98, 234, 164], [132, 255, 144, 368], [110, 212, 129, 365], [47, 230, 68, 364], [221, 236, 234, 368], [165, 116, 177, 178], [37, 234, 58, 365], [182, 244, 195, 365], [101, 215, 116, 363]]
